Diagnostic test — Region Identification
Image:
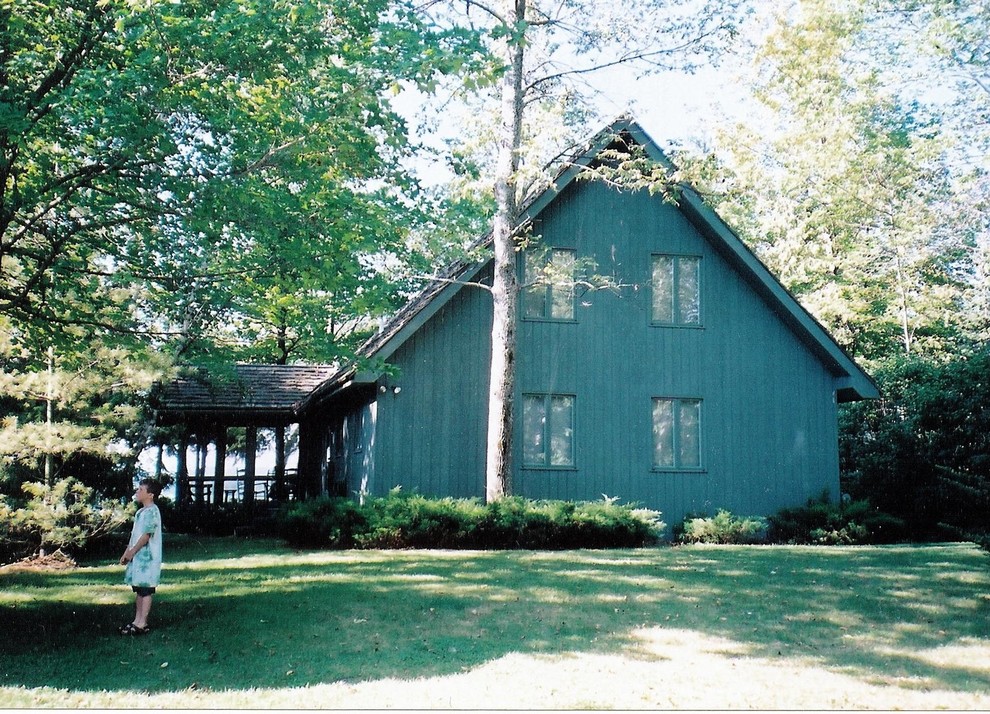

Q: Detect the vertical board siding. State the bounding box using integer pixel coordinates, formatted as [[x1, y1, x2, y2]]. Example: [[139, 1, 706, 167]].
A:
[[514, 179, 840, 526], [373, 266, 493, 499], [360, 176, 842, 529]]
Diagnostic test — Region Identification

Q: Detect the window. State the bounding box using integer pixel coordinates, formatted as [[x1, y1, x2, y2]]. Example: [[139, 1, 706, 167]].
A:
[[522, 248, 575, 320], [652, 397, 702, 470], [652, 254, 700, 325], [522, 393, 575, 468]]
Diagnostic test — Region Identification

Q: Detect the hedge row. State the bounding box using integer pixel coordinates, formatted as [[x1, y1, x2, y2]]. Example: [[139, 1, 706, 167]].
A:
[[275, 491, 666, 550], [675, 495, 910, 546]]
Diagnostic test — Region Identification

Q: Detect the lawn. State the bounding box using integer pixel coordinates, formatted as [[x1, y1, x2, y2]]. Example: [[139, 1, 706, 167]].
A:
[[1, 536, 989, 709]]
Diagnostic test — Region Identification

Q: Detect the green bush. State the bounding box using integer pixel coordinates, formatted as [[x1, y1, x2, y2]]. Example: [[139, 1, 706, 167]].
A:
[[840, 351, 990, 537], [0, 477, 132, 563], [768, 493, 908, 545], [276, 491, 666, 550], [158, 498, 281, 538], [676, 509, 770, 544], [359, 492, 482, 548], [276, 496, 369, 549]]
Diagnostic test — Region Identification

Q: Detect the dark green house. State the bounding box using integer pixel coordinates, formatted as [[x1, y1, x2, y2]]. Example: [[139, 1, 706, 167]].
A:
[[294, 116, 879, 526]]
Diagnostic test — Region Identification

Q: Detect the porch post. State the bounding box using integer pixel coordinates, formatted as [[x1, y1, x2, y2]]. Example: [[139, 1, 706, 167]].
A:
[[244, 426, 257, 505], [195, 436, 207, 503], [213, 426, 226, 505], [274, 425, 286, 500], [297, 419, 328, 499], [176, 430, 189, 503]]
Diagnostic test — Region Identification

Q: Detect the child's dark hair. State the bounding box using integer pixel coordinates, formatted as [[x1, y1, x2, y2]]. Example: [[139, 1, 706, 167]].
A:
[[139, 478, 163, 497]]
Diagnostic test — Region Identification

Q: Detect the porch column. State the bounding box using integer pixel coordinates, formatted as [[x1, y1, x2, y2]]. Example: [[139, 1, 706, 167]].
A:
[[297, 419, 328, 499], [195, 437, 207, 503], [274, 425, 286, 500], [176, 430, 189, 503], [244, 426, 257, 505], [213, 426, 226, 505]]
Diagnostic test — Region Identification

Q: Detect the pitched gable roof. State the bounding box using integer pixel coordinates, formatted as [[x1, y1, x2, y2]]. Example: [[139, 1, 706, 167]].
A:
[[157, 363, 337, 425], [306, 116, 878, 408]]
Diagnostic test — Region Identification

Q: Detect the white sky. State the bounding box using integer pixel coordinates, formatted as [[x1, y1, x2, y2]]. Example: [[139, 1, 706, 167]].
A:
[[393, 63, 745, 188]]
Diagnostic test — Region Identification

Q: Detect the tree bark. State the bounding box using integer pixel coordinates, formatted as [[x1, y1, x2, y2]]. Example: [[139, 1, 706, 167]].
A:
[[485, 0, 526, 502]]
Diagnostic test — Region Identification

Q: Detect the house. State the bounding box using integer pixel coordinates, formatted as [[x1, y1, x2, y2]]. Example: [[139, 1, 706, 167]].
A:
[[156, 117, 877, 525], [280, 116, 879, 526]]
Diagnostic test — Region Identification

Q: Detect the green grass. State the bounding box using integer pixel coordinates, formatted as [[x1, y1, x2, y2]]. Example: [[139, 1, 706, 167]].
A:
[[1, 536, 989, 708]]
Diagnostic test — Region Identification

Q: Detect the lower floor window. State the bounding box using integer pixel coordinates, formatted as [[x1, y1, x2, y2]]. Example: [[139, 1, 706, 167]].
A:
[[652, 397, 702, 469], [523, 393, 575, 467]]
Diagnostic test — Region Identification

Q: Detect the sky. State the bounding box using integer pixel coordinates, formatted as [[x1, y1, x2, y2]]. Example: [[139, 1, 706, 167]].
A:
[[391, 1, 774, 191], [392, 62, 749, 190]]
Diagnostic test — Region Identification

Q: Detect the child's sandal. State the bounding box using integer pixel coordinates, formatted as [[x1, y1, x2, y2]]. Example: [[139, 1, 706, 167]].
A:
[[119, 623, 150, 635]]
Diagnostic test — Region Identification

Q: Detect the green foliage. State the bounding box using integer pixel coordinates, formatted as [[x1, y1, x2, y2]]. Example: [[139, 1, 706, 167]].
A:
[[840, 350, 990, 538], [684, 0, 982, 362], [1, 0, 489, 562], [674, 497, 909, 547], [768, 494, 908, 546], [153, 498, 273, 540], [0, 477, 132, 563], [276, 496, 370, 549], [1, 0, 489, 362], [359, 491, 481, 549], [276, 492, 665, 550], [676, 509, 770, 545]]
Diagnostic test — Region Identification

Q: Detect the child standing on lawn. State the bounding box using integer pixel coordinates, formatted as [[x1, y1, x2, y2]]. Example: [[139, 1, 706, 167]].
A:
[[119, 478, 163, 636]]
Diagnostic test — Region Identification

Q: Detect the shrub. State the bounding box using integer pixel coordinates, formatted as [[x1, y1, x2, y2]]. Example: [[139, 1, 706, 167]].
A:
[[677, 509, 770, 544], [276, 496, 368, 549], [768, 493, 908, 545], [359, 491, 482, 548], [275, 491, 666, 550], [158, 499, 279, 538], [0, 477, 132, 564]]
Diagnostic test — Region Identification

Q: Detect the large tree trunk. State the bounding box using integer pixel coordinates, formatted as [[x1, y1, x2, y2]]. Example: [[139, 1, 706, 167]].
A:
[[485, 0, 526, 502]]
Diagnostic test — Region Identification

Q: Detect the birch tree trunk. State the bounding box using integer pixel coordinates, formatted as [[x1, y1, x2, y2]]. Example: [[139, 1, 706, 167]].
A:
[[485, 0, 526, 502]]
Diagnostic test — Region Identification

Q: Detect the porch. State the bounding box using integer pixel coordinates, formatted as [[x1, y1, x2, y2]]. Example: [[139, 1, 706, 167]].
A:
[[153, 364, 339, 507]]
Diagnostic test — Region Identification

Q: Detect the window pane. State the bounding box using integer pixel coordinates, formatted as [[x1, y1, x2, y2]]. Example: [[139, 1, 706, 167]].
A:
[[652, 256, 674, 323], [678, 257, 700, 324], [652, 398, 674, 468], [522, 253, 547, 319], [522, 395, 546, 465], [550, 250, 575, 320], [548, 395, 574, 466], [678, 400, 701, 468]]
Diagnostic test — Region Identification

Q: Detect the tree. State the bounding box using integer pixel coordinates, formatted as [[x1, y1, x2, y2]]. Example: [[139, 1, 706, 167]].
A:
[[413, 0, 743, 500], [679, 0, 979, 362], [2, 0, 485, 356], [839, 349, 990, 536], [1, 0, 487, 554], [867, 0, 990, 344]]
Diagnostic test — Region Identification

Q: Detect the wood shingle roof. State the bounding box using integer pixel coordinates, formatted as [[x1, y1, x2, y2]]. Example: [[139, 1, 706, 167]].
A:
[[156, 364, 338, 425]]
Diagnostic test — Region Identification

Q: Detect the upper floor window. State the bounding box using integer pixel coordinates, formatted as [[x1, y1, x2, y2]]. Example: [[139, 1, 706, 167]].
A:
[[652, 397, 702, 470], [652, 254, 700, 326], [522, 393, 576, 468], [522, 248, 575, 321]]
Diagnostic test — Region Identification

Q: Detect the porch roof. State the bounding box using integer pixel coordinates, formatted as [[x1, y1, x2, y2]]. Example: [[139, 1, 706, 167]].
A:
[[155, 363, 339, 426]]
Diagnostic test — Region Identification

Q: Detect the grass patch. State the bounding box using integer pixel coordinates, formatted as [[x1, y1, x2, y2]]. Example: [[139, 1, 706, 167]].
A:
[[1, 537, 989, 708]]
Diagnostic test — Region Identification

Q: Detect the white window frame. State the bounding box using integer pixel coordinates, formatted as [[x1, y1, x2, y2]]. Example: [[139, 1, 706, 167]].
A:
[[652, 397, 703, 471], [522, 248, 576, 322], [651, 254, 701, 327], [522, 392, 577, 469]]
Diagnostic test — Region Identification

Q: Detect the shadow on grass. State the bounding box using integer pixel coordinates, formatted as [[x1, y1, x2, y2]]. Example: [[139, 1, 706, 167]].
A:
[[1, 538, 988, 696]]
